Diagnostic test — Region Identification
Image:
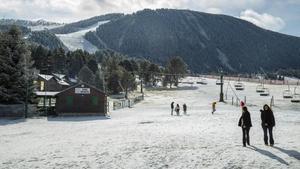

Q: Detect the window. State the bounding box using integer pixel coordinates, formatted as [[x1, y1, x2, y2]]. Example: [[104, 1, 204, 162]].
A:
[[92, 96, 98, 106], [66, 96, 73, 106], [40, 81, 45, 91]]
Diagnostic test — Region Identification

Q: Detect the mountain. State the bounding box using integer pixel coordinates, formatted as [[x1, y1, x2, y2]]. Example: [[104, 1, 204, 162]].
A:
[[0, 14, 123, 52], [0, 19, 66, 50], [49, 13, 123, 53], [0, 24, 66, 50], [86, 9, 300, 73], [0, 19, 62, 31], [0, 18, 61, 27], [0, 24, 31, 34], [50, 13, 123, 34], [28, 30, 67, 50]]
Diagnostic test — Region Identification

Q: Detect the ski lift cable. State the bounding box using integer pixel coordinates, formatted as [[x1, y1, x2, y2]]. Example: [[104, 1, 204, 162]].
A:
[[228, 82, 241, 101], [225, 82, 230, 96]]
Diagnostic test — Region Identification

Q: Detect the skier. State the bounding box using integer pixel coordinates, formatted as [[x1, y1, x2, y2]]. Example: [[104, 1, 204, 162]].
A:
[[171, 102, 174, 116], [238, 106, 252, 147], [183, 104, 187, 115], [175, 104, 180, 116], [212, 102, 217, 114], [260, 104, 276, 146]]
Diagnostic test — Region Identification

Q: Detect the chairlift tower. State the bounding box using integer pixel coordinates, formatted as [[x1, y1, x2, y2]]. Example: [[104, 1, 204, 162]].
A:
[[219, 71, 224, 102]]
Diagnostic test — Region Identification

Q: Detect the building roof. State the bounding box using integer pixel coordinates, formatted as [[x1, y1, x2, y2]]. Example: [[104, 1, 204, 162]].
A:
[[56, 82, 106, 96], [35, 91, 60, 96], [69, 78, 78, 83], [57, 80, 70, 86], [38, 74, 54, 81], [52, 73, 66, 80]]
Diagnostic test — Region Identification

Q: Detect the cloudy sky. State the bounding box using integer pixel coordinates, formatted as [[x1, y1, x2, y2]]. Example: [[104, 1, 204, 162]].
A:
[[0, 0, 299, 37]]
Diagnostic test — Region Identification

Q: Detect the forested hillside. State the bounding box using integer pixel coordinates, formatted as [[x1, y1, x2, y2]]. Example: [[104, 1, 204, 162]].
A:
[[87, 9, 300, 73], [51, 13, 123, 34]]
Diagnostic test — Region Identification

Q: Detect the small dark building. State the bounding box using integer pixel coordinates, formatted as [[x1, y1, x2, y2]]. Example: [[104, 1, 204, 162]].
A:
[[36, 74, 70, 92], [55, 83, 107, 116]]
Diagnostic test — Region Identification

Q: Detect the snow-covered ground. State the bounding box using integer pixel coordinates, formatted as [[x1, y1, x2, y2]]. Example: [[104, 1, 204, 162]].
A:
[[0, 78, 299, 169], [56, 21, 109, 53]]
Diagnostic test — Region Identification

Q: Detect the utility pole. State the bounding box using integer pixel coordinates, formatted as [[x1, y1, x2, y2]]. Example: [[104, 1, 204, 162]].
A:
[[24, 54, 28, 118], [140, 79, 143, 94], [219, 71, 224, 102]]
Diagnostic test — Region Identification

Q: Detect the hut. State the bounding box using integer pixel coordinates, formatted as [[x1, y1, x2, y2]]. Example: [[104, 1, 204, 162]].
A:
[[36, 74, 70, 92], [55, 83, 107, 116], [35, 74, 71, 114]]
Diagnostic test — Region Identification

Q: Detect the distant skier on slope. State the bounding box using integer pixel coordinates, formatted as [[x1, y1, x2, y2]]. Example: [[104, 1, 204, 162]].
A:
[[238, 106, 252, 147], [211, 102, 217, 114], [260, 104, 276, 146], [175, 104, 180, 116], [183, 103, 187, 115], [171, 102, 175, 116]]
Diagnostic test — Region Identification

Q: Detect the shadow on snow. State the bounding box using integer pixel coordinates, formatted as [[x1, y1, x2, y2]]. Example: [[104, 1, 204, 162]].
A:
[[273, 146, 300, 161], [47, 116, 110, 122], [248, 146, 289, 165], [0, 118, 26, 126]]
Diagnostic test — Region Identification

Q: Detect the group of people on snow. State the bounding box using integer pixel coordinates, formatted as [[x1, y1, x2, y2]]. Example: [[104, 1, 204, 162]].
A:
[[238, 101, 276, 147], [171, 102, 187, 116], [170, 100, 276, 147]]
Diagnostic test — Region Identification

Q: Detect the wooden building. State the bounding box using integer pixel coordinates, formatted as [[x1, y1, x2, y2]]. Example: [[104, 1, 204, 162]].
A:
[[55, 83, 107, 116], [36, 74, 70, 92]]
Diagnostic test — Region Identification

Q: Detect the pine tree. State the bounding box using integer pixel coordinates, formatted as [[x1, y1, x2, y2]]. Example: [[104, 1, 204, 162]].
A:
[[139, 60, 151, 85], [148, 63, 161, 86], [95, 70, 104, 91], [52, 47, 66, 73], [121, 70, 136, 99], [67, 50, 87, 77], [31, 45, 49, 71], [164, 56, 188, 88], [78, 65, 95, 85], [0, 26, 35, 104], [87, 58, 99, 73]]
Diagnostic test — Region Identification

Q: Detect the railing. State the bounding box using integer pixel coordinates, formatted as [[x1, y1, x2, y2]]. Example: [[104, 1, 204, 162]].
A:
[[111, 95, 144, 111]]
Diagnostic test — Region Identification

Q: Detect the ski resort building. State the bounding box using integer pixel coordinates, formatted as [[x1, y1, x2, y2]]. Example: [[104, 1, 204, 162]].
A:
[[36, 73, 70, 92], [35, 74, 71, 112], [55, 83, 107, 116]]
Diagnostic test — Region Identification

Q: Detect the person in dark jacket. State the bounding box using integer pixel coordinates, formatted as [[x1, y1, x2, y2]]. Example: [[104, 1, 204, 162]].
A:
[[183, 104, 187, 115], [175, 104, 180, 116], [238, 106, 252, 147], [260, 104, 275, 146], [171, 102, 174, 116]]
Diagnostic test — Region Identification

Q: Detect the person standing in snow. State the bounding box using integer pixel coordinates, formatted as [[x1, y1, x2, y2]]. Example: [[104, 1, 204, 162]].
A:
[[260, 104, 276, 146], [238, 106, 252, 147], [171, 102, 175, 116], [183, 104, 187, 115], [175, 104, 180, 116], [212, 102, 217, 114]]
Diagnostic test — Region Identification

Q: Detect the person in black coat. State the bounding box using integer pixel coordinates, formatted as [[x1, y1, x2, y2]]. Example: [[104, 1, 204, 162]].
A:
[[175, 104, 180, 116], [238, 106, 252, 147], [260, 104, 275, 146], [183, 103, 187, 115], [171, 102, 174, 116]]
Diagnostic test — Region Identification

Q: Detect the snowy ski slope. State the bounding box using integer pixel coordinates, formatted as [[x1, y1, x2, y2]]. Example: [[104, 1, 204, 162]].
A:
[[56, 20, 109, 53], [0, 78, 299, 168]]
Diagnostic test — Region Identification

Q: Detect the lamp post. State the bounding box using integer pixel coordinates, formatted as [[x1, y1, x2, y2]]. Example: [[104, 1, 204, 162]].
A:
[[219, 70, 224, 102], [24, 53, 28, 118]]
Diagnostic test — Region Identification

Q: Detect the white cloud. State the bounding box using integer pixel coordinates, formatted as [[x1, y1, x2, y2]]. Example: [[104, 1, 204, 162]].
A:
[[0, 0, 267, 22], [239, 9, 285, 31], [205, 8, 223, 14]]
